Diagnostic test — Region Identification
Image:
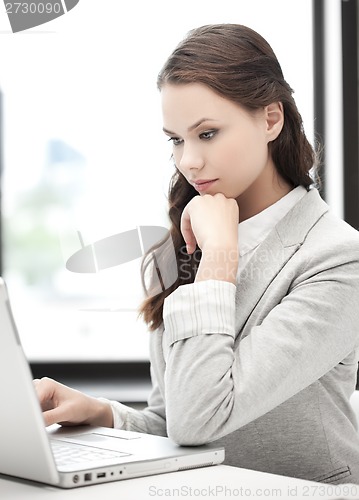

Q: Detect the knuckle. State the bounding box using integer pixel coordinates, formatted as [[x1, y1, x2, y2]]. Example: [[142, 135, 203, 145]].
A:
[[186, 196, 197, 210], [41, 376, 53, 384]]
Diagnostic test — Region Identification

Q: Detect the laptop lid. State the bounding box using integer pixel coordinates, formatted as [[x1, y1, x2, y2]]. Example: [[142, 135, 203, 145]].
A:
[[0, 277, 60, 485], [0, 278, 224, 488]]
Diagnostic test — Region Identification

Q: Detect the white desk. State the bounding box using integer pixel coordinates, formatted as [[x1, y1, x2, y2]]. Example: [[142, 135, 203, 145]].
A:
[[1, 464, 358, 500]]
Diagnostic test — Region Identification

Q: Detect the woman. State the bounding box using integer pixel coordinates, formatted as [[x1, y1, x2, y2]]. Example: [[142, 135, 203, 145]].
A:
[[35, 24, 359, 484]]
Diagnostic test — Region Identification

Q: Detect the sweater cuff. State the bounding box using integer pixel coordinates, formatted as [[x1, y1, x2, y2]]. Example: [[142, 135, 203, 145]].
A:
[[97, 398, 127, 429], [163, 279, 236, 347]]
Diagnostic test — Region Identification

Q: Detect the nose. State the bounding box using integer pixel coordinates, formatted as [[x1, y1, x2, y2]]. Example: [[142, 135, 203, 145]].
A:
[[177, 143, 204, 175]]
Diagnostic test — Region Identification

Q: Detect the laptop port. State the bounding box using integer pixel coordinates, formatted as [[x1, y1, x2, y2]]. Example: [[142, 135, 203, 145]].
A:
[[72, 474, 80, 484], [84, 473, 92, 481], [97, 472, 106, 478]]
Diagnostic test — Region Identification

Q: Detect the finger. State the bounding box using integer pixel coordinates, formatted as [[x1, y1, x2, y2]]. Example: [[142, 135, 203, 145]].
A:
[[43, 406, 70, 427], [43, 408, 60, 427], [180, 206, 197, 254], [33, 377, 56, 406]]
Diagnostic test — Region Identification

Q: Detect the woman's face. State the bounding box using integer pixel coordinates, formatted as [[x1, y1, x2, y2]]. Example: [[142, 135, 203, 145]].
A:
[[161, 82, 284, 208]]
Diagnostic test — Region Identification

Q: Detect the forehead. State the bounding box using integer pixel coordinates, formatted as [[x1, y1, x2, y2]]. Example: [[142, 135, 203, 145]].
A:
[[161, 82, 243, 126]]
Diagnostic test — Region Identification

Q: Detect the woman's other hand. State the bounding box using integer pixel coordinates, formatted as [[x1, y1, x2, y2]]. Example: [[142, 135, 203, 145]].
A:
[[180, 193, 239, 284]]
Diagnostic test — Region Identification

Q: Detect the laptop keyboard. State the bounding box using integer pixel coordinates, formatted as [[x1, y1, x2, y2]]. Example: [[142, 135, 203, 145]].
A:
[[51, 440, 131, 466]]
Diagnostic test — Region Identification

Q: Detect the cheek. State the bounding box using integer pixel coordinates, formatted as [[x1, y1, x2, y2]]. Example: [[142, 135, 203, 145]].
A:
[[219, 134, 263, 173], [218, 133, 269, 185], [219, 132, 265, 170], [215, 134, 241, 165]]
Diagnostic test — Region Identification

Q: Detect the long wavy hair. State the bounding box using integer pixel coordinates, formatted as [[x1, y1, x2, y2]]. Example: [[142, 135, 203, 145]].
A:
[[138, 23, 319, 331]]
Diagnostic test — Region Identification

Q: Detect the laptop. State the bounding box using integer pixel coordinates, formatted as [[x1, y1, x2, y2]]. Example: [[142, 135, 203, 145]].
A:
[[0, 278, 225, 488]]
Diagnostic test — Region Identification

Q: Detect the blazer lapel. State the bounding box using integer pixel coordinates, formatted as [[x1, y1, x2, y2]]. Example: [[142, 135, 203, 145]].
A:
[[234, 188, 329, 336]]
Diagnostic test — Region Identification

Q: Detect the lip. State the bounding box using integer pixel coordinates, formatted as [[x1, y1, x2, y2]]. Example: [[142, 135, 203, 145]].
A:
[[192, 179, 218, 192]]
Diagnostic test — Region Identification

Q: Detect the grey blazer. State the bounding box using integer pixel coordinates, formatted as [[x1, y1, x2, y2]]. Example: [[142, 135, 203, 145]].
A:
[[114, 188, 359, 484]]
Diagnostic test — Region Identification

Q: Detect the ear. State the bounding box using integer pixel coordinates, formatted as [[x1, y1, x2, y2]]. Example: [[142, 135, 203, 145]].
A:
[[265, 102, 284, 142]]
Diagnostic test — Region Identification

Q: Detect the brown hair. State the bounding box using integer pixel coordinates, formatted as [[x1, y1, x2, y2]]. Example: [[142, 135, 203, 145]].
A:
[[138, 23, 319, 331]]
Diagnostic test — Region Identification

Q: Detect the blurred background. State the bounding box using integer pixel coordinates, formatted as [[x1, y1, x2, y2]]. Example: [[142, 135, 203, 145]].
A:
[[0, 0, 357, 403]]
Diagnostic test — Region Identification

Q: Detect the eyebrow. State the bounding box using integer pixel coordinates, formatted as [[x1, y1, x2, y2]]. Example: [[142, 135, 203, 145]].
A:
[[162, 118, 218, 135]]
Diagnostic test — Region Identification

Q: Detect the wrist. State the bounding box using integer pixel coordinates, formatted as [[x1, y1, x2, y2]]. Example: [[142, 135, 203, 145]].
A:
[[201, 240, 238, 254], [85, 397, 114, 428], [195, 244, 238, 284]]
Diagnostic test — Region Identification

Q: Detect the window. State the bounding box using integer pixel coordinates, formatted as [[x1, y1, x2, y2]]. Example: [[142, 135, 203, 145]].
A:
[[313, 0, 359, 227], [0, 0, 314, 362]]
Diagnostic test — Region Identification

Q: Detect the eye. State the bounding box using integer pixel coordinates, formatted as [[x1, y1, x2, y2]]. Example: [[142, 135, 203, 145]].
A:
[[199, 129, 218, 140], [167, 137, 183, 146]]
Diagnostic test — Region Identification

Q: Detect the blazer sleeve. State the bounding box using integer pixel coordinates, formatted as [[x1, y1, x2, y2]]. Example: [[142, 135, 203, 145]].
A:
[[101, 353, 167, 436], [162, 243, 359, 445], [139, 366, 167, 436]]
